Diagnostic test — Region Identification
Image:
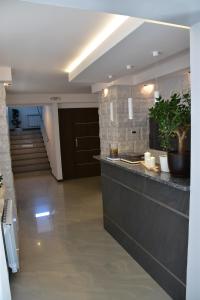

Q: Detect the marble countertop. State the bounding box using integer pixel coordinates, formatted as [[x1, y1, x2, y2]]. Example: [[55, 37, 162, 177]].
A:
[[95, 155, 190, 192]]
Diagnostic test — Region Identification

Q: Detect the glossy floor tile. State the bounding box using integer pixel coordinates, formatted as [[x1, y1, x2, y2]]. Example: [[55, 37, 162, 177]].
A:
[[11, 172, 171, 300]]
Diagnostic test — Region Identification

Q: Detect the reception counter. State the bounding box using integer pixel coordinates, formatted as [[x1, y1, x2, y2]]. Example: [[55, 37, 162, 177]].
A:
[[99, 156, 190, 300]]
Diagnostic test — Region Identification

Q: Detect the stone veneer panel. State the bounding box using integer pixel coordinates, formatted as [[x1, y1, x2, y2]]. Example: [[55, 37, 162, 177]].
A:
[[0, 85, 16, 202], [99, 85, 153, 155], [99, 69, 190, 158]]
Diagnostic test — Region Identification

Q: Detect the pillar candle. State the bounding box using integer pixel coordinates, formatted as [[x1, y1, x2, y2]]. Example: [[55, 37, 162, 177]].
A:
[[150, 156, 156, 168], [144, 152, 151, 164]]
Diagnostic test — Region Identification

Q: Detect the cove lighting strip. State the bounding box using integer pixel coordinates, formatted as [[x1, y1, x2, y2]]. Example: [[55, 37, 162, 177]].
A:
[[144, 18, 190, 30], [65, 15, 129, 73]]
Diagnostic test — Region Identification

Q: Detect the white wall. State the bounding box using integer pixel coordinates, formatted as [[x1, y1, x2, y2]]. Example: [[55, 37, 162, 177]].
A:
[[6, 93, 99, 106], [0, 66, 12, 83], [42, 103, 62, 180], [186, 22, 200, 300]]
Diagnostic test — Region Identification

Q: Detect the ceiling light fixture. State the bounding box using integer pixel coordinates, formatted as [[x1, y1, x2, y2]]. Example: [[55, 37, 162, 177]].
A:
[[103, 88, 109, 98], [152, 50, 161, 102], [108, 75, 113, 79], [126, 65, 134, 70], [65, 15, 129, 73], [4, 82, 12, 87], [141, 84, 154, 95]]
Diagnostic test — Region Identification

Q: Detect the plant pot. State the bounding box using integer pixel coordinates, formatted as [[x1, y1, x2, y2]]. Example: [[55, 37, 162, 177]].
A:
[[159, 155, 169, 172], [167, 151, 190, 178]]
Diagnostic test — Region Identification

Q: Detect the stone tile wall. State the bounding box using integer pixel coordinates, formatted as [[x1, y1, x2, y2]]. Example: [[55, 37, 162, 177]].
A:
[[0, 85, 16, 201], [99, 84, 154, 155], [99, 69, 190, 157]]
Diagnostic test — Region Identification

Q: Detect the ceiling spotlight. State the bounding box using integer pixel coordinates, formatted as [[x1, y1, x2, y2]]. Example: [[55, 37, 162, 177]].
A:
[[126, 65, 134, 70], [152, 51, 161, 57], [50, 96, 61, 101], [108, 75, 113, 79]]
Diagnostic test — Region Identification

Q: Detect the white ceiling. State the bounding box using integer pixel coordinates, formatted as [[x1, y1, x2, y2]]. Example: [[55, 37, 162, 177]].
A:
[[22, 0, 200, 27], [73, 23, 190, 83], [0, 0, 190, 94], [0, 0, 114, 93]]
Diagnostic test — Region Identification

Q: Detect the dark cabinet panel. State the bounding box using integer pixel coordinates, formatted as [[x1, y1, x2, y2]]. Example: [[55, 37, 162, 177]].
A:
[[101, 161, 189, 300], [101, 176, 122, 226]]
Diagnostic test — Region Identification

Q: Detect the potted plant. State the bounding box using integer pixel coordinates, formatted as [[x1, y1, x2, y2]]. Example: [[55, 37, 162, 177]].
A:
[[11, 109, 21, 131], [149, 92, 191, 177]]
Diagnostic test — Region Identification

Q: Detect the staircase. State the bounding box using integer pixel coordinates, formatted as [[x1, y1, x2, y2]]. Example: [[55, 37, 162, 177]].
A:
[[10, 129, 51, 174]]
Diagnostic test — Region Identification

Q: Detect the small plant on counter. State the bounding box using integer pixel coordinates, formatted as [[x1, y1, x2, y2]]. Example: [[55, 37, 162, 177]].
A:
[[149, 92, 191, 177]]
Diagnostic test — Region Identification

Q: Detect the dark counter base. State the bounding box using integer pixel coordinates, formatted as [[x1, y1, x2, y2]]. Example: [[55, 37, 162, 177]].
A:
[[104, 216, 186, 300], [101, 161, 189, 300]]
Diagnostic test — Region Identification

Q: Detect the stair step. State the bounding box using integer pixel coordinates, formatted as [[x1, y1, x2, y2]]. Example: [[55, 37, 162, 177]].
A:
[[11, 143, 44, 150], [10, 138, 43, 145], [12, 157, 49, 167], [10, 134, 42, 140], [11, 147, 46, 155], [10, 129, 41, 136], [10, 129, 50, 174], [13, 163, 50, 174], [12, 152, 47, 161]]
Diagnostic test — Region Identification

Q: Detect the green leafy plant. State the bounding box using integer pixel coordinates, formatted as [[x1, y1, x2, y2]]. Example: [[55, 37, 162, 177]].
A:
[[149, 92, 191, 153]]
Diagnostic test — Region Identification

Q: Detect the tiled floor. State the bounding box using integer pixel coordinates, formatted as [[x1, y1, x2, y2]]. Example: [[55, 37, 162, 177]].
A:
[[11, 172, 171, 300]]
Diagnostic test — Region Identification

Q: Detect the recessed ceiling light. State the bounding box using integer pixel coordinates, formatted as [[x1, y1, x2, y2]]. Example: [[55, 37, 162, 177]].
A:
[[126, 65, 134, 70], [152, 51, 161, 57]]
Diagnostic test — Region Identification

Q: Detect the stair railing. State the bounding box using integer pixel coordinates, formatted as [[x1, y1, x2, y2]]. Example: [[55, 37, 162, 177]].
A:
[[37, 106, 49, 143]]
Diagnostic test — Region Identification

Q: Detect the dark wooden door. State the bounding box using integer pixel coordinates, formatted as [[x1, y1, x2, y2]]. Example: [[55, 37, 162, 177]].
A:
[[58, 108, 100, 179]]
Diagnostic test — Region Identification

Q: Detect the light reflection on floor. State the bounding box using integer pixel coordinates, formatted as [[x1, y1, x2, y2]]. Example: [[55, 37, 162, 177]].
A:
[[11, 172, 171, 300]]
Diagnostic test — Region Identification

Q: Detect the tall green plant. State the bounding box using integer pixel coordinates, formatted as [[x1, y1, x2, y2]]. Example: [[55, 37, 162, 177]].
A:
[[149, 92, 191, 153]]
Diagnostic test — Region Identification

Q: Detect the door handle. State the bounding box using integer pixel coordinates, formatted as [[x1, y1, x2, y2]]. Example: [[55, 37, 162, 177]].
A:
[[75, 138, 78, 148]]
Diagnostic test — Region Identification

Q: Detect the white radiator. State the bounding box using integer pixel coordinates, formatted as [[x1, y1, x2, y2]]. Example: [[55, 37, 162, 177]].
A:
[[2, 199, 19, 273]]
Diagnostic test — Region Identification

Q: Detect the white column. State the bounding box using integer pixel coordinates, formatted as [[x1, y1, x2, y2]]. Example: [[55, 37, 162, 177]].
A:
[[186, 22, 200, 299], [42, 103, 63, 180], [52, 103, 63, 180]]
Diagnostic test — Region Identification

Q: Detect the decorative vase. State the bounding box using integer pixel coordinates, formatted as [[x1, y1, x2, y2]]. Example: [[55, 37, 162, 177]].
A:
[[167, 151, 190, 178], [159, 155, 169, 173]]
